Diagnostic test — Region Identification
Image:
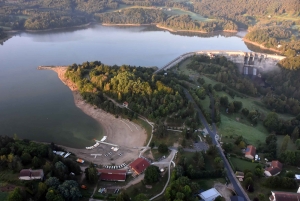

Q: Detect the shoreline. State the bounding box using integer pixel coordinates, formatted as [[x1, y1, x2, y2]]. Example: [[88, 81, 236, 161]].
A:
[[242, 38, 281, 54], [50, 67, 147, 149], [25, 22, 93, 33]]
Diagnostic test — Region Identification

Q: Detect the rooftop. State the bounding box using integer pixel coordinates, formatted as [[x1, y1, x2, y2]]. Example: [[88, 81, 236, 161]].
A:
[[245, 145, 256, 157], [199, 188, 221, 200], [271, 191, 300, 201], [129, 158, 150, 174]]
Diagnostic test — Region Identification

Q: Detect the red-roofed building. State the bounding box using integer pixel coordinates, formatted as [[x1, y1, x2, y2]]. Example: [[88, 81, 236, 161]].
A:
[[98, 169, 126, 182], [245, 145, 256, 160], [264, 160, 283, 177], [269, 191, 300, 201], [129, 158, 150, 175]]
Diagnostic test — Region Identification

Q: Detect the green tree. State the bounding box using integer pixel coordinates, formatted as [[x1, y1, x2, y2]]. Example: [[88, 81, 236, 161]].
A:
[[214, 157, 223, 169], [149, 142, 155, 149], [144, 165, 160, 183], [238, 141, 246, 149], [133, 193, 149, 201], [58, 180, 82, 200], [85, 164, 98, 184], [228, 102, 235, 113], [296, 139, 300, 149], [32, 156, 41, 168], [264, 112, 281, 132], [37, 182, 48, 200], [116, 192, 131, 201], [21, 152, 32, 165], [46, 188, 64, 201], [8, 187, 23, 201], [45, 177, 60, 189], [158, 143, 168, 153], [233, 101, 243, 112], [206, 135, 212, 145], [280, 135, 290, 153], [291, 127, 299, 142]]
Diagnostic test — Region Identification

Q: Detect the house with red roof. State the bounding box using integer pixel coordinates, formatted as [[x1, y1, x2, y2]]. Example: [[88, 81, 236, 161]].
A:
[[245, 145, 256, 160], [269, 191, 300, 201], [98, 169, 126, 182], [129, 158, 150, 175], [264, 160, 283, 177]]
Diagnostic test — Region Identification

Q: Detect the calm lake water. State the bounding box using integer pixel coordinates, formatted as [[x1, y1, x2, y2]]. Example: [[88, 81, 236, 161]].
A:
[[0, 25, 252, 148]]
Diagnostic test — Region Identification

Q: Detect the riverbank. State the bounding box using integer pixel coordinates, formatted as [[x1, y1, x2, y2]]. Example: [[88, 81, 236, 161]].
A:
[[242, 38, 281, 54], [156, 24, 238, 34], [102, 23, 153, 26], [51, 67, 147, 149]]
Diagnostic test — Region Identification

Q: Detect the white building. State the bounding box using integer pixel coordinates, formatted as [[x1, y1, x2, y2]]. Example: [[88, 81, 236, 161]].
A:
[[19, 169, 44, 180], [198, 188, 221, 201]]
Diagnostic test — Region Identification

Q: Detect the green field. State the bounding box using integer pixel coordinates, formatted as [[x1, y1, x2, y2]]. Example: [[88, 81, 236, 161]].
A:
[[162, 8, 212, 22], [218, 114, 268, 146], [230, 157, 259, 172]]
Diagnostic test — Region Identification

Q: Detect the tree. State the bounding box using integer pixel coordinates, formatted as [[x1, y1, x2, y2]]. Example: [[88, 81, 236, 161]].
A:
[[238, 141, 246, 149], [149, 142, 155, 149], [144, 165, 160, 183], [223, 143, 233, 152], [46, 188, 64, 201], [280, 135, 290, 153], [296, 139, 300, 149], [220, 96, 229, 107], [37, 182, 48, 200], [32, 156, 41, 168], [45, 177, 60, 189], [8, 187, 23, 201], [214, 157, 223, 169], [291, 127, 299, 142], [233, 101, 243, 112], [85, 164, 98, 184], [116, 192, 131, 201], [158, 143, 168, 153], [206, 135, 212, 145], [21, 152, 31, 165], [57, 180, 82, 201], [133, 193, 149, 201], [228, 102, 235, 113], [264, 112, 281, 132]]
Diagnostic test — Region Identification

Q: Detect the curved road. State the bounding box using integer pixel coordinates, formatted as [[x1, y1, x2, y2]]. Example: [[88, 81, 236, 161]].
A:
[[183, 89, 250, 201]]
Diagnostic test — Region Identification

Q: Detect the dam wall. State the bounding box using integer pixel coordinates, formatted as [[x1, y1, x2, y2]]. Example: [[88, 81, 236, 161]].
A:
[[156, 50, 285, 75]]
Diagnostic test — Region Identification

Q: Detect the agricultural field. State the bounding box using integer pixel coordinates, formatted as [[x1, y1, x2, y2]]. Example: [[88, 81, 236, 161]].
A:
[[162, 8, 212, 22]]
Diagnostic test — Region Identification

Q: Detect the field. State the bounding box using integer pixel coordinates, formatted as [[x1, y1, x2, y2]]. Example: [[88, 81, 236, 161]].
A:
[[229, 157, 259, 172], [152, 130, 182, 147], [162, 8, 212, 22]]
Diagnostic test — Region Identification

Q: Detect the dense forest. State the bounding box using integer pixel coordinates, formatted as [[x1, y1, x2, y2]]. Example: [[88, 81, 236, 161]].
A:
[[0, 135, 83, 201], [0, 28, 7, 39], [95, 8, 166, 24], [65, 61, 200, 128]]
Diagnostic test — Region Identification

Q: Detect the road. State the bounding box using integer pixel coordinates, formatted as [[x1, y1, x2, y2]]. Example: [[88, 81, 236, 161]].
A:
[[183, 89, 250, 201]]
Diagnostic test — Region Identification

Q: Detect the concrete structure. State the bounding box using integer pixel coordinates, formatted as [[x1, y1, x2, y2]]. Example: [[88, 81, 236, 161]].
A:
[[198, 188, 221, 201], [235, 171, 244, 181], [155, 50, 285, 76], [129, 158, 150, 175], [269, 191, 300, 201], [245, 145, 256, 160], [97, 169, 126, 182], [295, 174, 300, 181], [19, 169, 44, 180], [264, 160, 283, 177]]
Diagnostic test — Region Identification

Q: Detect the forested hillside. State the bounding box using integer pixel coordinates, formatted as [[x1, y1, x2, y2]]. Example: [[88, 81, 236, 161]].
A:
[[65, 61, 200, 128]]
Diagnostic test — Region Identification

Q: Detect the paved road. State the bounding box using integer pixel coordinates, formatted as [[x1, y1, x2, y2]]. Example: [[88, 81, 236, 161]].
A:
[[183, 89, 250, 201]]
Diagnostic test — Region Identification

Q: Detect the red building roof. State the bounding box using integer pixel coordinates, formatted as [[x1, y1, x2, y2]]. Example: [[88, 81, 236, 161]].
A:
[[97, 169, 126, 182], [245, 145, 256, 157], [129, 158, 150, 174], [270, 191, 300, 201], [266, 160, 283, 175]]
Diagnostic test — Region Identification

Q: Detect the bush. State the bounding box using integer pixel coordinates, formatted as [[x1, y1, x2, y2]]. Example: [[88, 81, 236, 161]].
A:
[[158, 143, 168, 153]]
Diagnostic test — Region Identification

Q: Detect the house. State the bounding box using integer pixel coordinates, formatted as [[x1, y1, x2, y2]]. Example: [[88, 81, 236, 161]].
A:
[[245, 145, 256, 160], [264, 160, 283, 177], [230, 196, 245, 201], [269, 191, 300, 201], [129, 158, 150, 175], [19, 169, 44, 180], [123, 101, 128, 108], [235, 171, 244, 181], [98, 169, 126, 182], [198, 188, 221, 201]]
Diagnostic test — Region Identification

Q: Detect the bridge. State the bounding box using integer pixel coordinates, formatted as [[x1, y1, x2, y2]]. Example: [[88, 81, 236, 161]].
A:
[[154, 50, 285, 76]]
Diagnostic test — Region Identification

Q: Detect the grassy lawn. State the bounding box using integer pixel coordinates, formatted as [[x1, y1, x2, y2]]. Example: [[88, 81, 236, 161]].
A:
[[229, 157, 259, 172], [126, 170, 169, 199], [163, 8, 212, 22], [218, 114, 268, 146], [152, 130, 182, 147], [133, 118, 152, 146], [0, 192, 8, 201]]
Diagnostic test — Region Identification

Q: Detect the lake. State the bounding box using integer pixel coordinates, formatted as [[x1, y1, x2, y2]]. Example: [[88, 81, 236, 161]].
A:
[[0, 25, 251, 148]]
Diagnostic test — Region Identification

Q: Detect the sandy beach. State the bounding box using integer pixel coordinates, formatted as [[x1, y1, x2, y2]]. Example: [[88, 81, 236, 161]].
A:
[[51, 67, 147, 165]]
